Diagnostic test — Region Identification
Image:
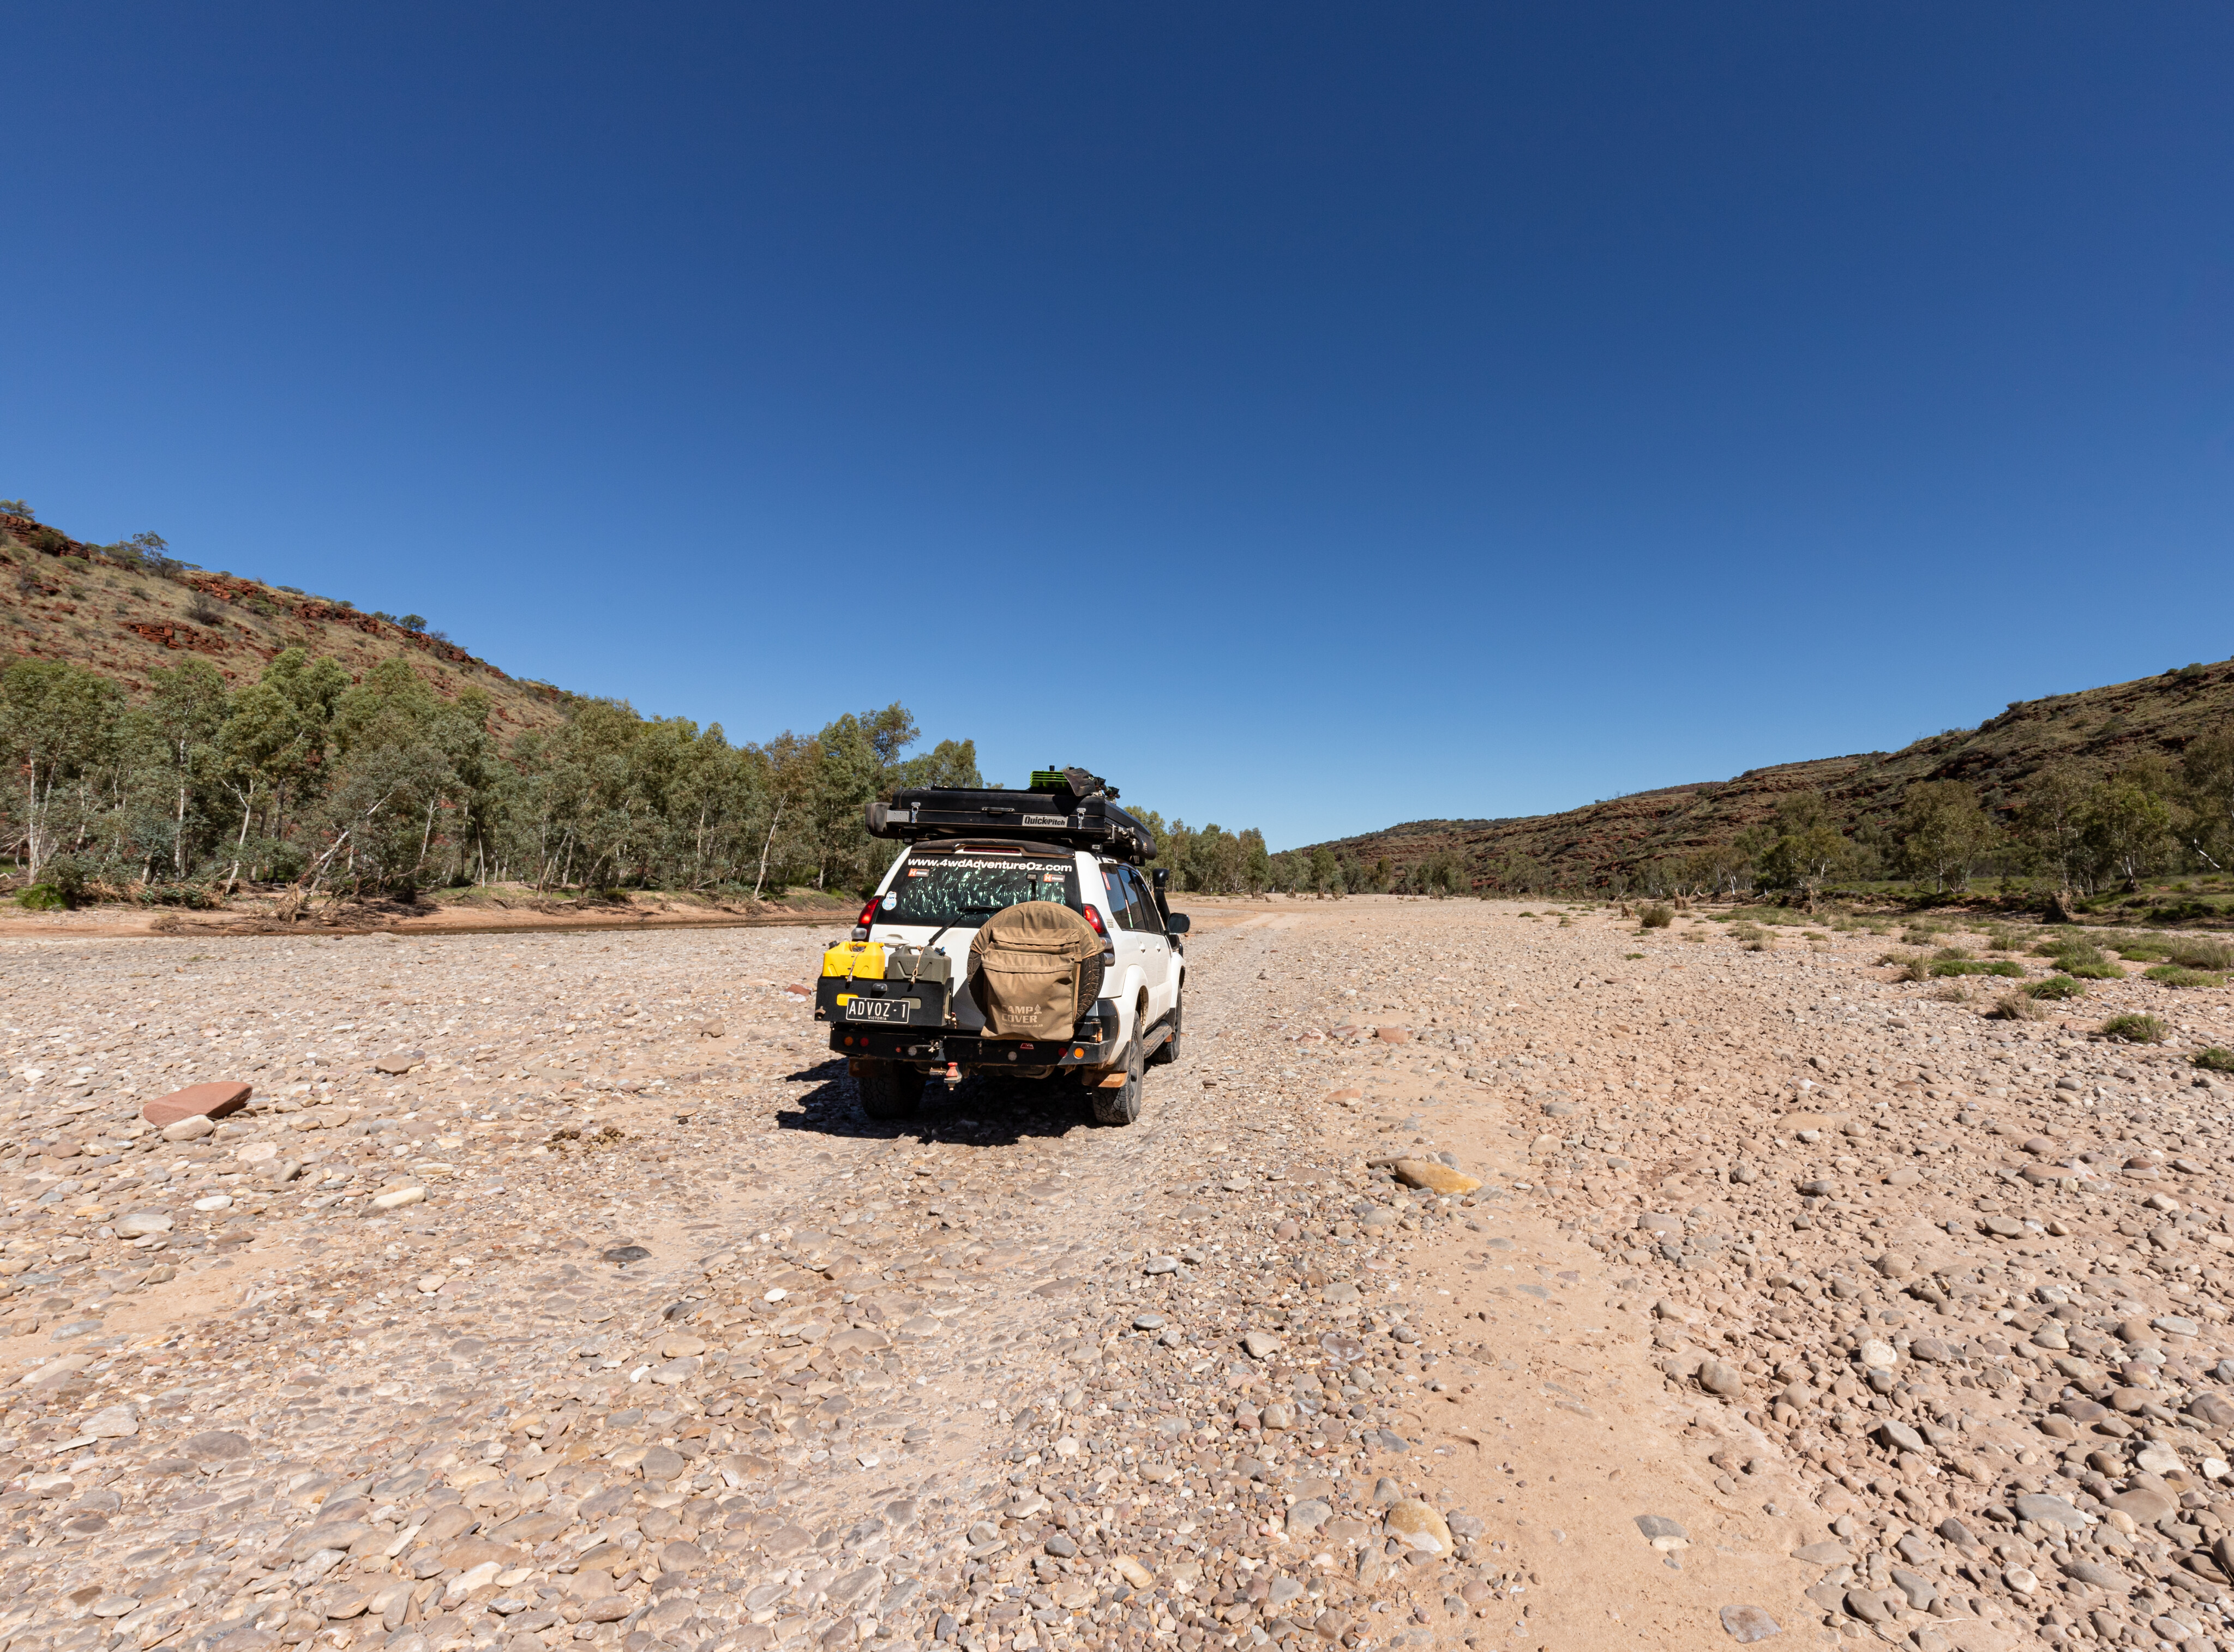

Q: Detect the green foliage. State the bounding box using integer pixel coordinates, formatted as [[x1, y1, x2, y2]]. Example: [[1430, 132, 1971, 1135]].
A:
[[133, 880, 221, 908], [1637, 902, 1673, 929], [2194, 1047, 2234, 1073], [1138, 817, 1275, 896], [2165, 936, 2234, 970], [1930, 959, 2024, 977], [2026, 975, 2086, 1000], [2145, 965, 2227, 988], [2101, 1013, 2167, 1044], [0, 651, 1136, 903], [2080, 770, 2173, 887], [1896, 779, 1999, 893], [2033, 938, 2124, 979], [14, 884, 64, 910], [2063, 959, 2125, 980], [0, 658, 125, 885], [1755, 792, 1856, 895]]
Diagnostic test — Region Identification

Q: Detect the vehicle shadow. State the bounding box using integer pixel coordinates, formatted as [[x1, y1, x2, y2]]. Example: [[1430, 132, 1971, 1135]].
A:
[[772, 1067, 1106, 1146]]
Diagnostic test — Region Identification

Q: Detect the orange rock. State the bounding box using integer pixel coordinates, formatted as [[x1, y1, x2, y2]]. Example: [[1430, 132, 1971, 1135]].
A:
[[142, 1081, 252, 1127]]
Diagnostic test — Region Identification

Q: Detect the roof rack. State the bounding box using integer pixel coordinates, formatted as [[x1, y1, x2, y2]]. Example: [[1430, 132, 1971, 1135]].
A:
[[865, 770, 1155, 864]]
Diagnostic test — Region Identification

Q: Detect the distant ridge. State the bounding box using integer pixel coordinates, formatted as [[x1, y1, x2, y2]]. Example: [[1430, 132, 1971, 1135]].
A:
[[1295, 655, 2234, 892]]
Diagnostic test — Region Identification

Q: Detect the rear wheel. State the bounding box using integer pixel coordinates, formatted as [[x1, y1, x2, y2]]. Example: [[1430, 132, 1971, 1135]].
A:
[[1091, 1036, 1144, 1127], [856, 1060, 923, 1120], [1148, 984, 1184, 1066]]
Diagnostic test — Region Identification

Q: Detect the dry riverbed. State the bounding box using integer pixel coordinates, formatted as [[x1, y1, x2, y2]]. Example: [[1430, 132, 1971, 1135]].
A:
[[2, 899, 2232, 1652]]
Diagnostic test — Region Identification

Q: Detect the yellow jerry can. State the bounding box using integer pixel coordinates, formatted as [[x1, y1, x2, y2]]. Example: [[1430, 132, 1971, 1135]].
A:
[[820, 941, 887, 980]]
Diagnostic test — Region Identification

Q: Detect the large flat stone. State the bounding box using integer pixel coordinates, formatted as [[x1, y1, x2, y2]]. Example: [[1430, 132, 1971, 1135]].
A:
[[142, 1082, 251, 1127]]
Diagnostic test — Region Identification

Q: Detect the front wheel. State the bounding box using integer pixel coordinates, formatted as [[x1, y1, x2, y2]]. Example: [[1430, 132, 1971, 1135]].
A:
[[1091, 1037, 1144, 1127], [856, 1060, 923, 1120]]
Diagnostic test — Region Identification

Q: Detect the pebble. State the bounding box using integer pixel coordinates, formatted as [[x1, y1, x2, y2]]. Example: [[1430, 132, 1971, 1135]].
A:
[[1383, 1499, 1453, 1554], [1389, 1156, 1482, 1194]]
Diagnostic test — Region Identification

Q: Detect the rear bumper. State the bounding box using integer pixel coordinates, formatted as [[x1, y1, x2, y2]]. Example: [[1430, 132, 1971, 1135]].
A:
[[828, 1001, 1122, 1068]]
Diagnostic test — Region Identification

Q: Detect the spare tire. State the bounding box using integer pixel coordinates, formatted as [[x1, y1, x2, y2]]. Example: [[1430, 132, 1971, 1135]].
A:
[[969, 902, 1103, 1039]]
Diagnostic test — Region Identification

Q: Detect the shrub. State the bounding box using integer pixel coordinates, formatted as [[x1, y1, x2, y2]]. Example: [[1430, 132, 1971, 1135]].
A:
[[2027, 975, 2086, 1000], [2195, 1047, 2234, 1073], [1932, 959, 2025, 977], [2145, 965, 2228, 989], [2146, 898, 2228, 924], [133, 881, 221, 909], [1989, 988, 2046, 1021], [15, 884, 64, 911], [2037, 938, 2122, 975], [2167, 937, 2234, 970], [1638, 903, 1674, 929], [41, 853, 88, 907], [2063, 958, 2125, 981], [1933, 981, 1973, 1003], [2114, 939, 2171, 962], [2102, 1014, 2168, 1045], [1932, 945, 1974, 960]]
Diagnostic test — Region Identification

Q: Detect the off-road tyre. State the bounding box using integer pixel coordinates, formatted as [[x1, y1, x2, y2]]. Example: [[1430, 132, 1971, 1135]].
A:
[[1091, 1037, 1144, 1127], [1148, 984, 1184, 1066], [857, 1060, 923, 1120]]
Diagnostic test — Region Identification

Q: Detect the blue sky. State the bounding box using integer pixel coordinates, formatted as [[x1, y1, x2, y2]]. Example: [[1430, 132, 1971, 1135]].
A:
[[5, 5, 2231, 848]]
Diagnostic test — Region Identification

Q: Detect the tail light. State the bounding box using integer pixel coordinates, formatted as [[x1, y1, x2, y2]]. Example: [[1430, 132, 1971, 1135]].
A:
[[1083, 904, 1116, 966], [852, 897, 880, 940]]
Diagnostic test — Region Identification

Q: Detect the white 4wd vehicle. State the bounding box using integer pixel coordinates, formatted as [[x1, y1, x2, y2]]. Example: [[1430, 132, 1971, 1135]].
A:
[[819, 770, 1187, 1125]]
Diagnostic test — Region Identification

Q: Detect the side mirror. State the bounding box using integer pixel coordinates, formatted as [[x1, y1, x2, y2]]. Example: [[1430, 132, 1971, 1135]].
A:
[[1166, 913, 1191, 935]]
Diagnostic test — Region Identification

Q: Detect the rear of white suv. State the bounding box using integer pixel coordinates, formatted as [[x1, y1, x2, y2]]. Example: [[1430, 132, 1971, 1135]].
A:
[[822, 838, 1186, 1124]]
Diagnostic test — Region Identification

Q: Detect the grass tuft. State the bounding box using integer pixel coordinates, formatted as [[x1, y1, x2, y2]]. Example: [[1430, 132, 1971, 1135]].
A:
[[2145, 965, 2229, 989], [1989, 988, 2046, 1022], [2026, 975, 2086, 1001], [2195, 1047, 2234, 1074], [2101, 1013, 2168, 1045]]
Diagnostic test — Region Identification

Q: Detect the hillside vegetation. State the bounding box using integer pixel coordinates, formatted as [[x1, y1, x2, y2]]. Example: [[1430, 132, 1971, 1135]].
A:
[[1292, 654, 2234, 908], [1, 504, 1296, 909], [1, 508, 569, 737]]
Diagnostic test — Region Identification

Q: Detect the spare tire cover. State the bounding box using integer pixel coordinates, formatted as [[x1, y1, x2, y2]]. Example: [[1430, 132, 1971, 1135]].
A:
[[969, 902, 1101, 1039]]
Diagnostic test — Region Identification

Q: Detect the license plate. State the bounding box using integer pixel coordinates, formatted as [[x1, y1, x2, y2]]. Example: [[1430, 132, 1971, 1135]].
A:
[[846, 998, 919, 1023]]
